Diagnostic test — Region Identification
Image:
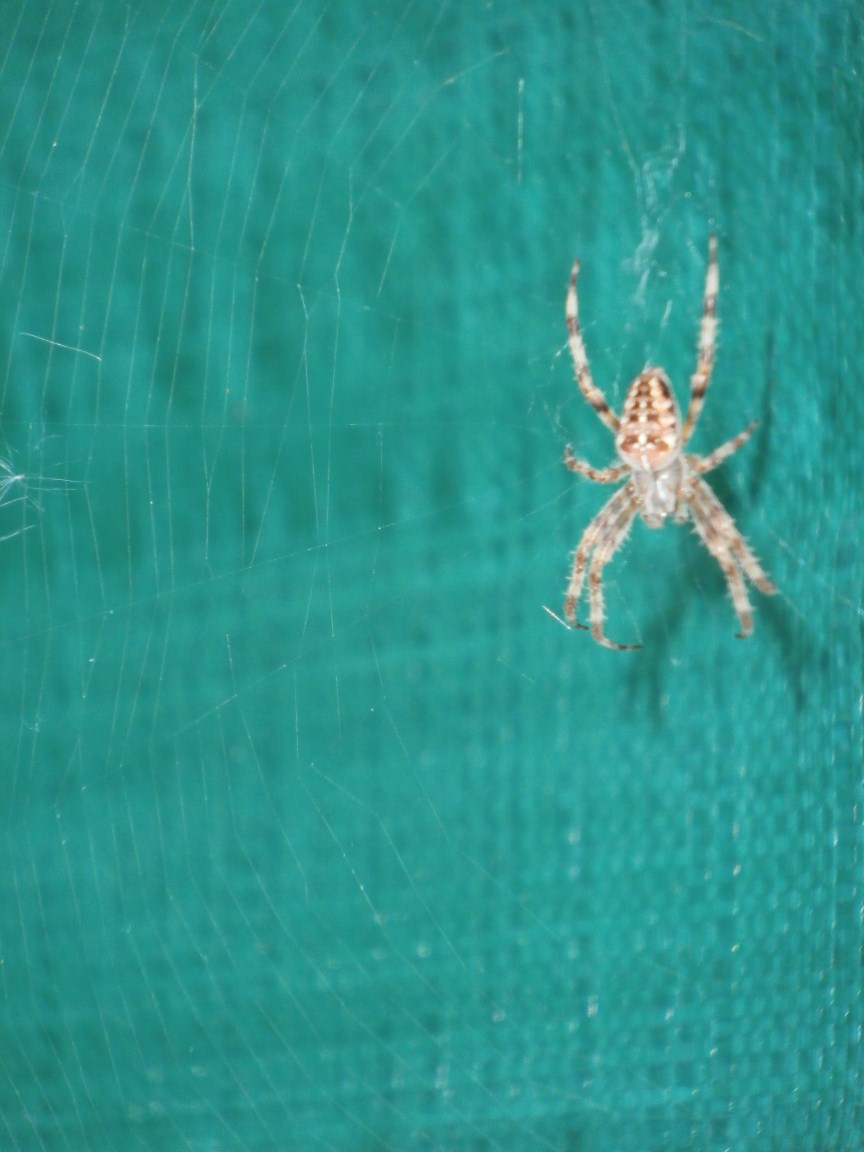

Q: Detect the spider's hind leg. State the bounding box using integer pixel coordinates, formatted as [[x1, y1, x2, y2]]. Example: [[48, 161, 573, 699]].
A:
[[681, 235, 719, 447], [566, 261, 621, 435]]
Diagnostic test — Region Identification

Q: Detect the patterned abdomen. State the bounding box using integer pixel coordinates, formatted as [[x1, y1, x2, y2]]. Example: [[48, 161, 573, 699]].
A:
[[615, 370, 682, 470]]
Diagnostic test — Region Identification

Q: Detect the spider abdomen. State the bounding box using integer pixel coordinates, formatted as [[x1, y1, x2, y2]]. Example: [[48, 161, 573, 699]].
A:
[[616, 370, 681, 471]]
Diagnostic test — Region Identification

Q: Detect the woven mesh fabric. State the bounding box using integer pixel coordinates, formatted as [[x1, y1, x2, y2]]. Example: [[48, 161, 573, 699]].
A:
[[1, 3, 862, 1150]]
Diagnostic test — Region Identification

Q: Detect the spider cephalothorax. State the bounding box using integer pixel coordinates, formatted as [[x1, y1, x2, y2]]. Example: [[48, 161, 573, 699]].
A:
[[562, 236, 776, 650]]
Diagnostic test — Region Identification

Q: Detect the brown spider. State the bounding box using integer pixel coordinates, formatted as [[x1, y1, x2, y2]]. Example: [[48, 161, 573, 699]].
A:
[[563, 235, 776, 650]]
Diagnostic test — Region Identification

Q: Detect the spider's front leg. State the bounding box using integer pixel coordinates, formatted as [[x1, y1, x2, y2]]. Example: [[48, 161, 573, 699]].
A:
[[564, 482, 641, 650], [687, 474, 776, 637]]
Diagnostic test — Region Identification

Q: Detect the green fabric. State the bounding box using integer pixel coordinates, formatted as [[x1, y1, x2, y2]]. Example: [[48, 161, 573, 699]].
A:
[[1, 2, 862, 1149]]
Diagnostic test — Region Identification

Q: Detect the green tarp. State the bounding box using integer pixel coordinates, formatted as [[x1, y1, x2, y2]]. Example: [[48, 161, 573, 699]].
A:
[[1, 2, 861, 1149]]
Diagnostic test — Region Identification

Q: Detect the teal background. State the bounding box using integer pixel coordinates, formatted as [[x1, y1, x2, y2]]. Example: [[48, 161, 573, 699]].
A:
[[1, 2, 862, 1150]]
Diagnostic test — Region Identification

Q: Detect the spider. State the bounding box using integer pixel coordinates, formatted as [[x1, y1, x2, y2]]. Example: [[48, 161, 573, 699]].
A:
[[562, 235, 776, 650]]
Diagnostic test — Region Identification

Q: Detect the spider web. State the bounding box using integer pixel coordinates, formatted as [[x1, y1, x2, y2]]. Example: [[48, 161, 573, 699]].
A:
[[1, 2, 862, 1150]]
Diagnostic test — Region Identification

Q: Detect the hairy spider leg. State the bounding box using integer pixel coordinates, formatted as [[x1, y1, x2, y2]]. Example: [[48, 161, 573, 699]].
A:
[[687, 479, 754, 637], [586, 495, 643, 650], [566, 261, 620, 434], [689, 473, 776, 596], [564, 482, 641, 650], [681, 234, 718, 446], [563, 446, 629, 484], [690, 419, 757, 474]]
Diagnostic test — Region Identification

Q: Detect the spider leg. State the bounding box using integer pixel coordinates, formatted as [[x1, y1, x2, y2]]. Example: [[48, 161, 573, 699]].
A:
[[566, 261, 620, 434], [687, 476, 775, 637], [564, 483, 634, 624], [564, 482, 640, 650], [563, 446, 629, 484], [681, 234, 718, 446], [690, 475, 777, 595], [687, 487, 752, 637], [587, 501, 642, 650], [690, 420, 757, 474]]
